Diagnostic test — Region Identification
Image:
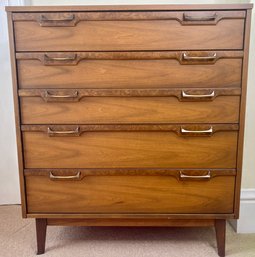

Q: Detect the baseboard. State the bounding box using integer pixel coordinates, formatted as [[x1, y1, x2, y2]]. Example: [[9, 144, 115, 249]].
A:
[[229, 189, 255, 233]]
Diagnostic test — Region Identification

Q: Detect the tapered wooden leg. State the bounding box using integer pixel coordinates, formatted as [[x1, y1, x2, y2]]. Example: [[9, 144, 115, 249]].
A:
[[36, 218, 47, 255], [215, 219, 226, 257]]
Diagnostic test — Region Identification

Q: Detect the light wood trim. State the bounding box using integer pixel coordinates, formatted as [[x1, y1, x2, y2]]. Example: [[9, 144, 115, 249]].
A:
[[5, 4, 253, 12], [24, 168, 236, 178], [7, 12, 27, 218], [21, 124, 239, 137], [18, 88, 241, 102], [47, 218, 215, 227], [234, 9, 252, 218], [16, 51, 244, 65], [12, 11, 245, 26]]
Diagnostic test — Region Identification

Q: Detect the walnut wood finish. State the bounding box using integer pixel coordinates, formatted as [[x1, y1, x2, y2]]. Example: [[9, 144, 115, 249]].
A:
[[14, 11, 244, 51], [20, 94, 240, 124], [35, 218, 47, 255], [18, 88, 242, 99], [6, 4, 253, 257], [6, 4, 253, 12], [28, 213, 235, 219], [21, 123, 239, 134], [234, 9, 252, 219], [215, 219, 226, 257], [47, 218, 215, 227], [6, 12, 27, 217], [12, 11, 245, 24], [17, 51, 242, 89], [22, 126, 238, 169], [24, 168, 236, 177], [26, 172, 235, 214]]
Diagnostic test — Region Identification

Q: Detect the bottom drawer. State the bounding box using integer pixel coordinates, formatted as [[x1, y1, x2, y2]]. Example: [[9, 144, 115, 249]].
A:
[[25, 170, 235, 214]]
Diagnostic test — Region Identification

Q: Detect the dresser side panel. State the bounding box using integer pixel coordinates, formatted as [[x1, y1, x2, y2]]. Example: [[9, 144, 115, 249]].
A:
[[6, 11, 26, 217], [234, 9, 252, 218]]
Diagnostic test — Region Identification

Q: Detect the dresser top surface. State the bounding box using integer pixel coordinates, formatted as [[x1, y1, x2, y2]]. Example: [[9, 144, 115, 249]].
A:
[[5, 4, 253, 12]]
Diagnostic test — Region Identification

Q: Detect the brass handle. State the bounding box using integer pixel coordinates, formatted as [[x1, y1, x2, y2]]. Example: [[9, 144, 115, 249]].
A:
[[45, 90, 79, 99], [49, 171, 81, 180], [183, 13, 217, 22], [181, 90, 215, 99], [180, 126, 213, 135], [182, 53, 217, 61], [47, 127, 80, 136], [44, 54, 77, 62], [179, 171, 211, 180]]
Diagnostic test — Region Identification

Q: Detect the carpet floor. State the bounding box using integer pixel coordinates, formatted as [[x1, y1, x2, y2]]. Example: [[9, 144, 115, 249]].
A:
[[0, 205, 255, 257]]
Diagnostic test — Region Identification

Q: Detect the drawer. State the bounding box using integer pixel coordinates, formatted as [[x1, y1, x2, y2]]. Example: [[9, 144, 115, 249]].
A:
[[13, 11, 245, 51], [16, 51, 243, 89], [22, 124, 238, 169], [19, 88, 241, 124], [25, 169, 235, 214]]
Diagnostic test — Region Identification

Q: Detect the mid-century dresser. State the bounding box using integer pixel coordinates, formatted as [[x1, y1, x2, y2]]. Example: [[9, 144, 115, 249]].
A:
[[6, 4, 252, 256]]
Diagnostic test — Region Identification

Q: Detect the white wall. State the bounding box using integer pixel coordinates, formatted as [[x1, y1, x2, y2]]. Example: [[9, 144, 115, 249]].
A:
[[242, 0, 255, 188], [0, 0, 254, 205], [0, 1, 21, 204]]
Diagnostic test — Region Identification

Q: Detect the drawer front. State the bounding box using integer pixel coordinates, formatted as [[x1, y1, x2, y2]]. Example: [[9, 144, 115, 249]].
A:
[[20, 91, 241, 124], [22, 125, 238, 169], [17, 51, 242, 89], [14, 11, 245, 51], [25, 170, 235, 214]]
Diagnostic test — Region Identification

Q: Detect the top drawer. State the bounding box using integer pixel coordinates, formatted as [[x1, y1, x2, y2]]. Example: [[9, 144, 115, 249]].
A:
[[13, 11, 245, 51]]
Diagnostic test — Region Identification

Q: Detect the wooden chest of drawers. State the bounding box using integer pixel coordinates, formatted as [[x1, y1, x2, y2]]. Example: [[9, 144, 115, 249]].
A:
[[6, 4, 252, 256]]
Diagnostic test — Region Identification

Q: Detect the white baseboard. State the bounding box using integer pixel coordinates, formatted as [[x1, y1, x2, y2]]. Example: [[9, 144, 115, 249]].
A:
[[229, 189, 255, 233]]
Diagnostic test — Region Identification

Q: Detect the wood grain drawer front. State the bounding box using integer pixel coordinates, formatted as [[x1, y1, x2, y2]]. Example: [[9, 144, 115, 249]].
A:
[[13, 11, 245, 51], [25, 171, 235, 214], [16, 51, 242, 89], [22, 125, 238, 169], [19, 89, 241, 124]]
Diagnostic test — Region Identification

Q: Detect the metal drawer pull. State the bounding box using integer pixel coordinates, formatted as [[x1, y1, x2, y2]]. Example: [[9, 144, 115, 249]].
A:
[[47, 127, 80, 135], [182, 53, 217, 61], [40, 14, 75, 22], [45, 90, 78, 99], [44, 54, 77, 62], [183, 13, 217, 22], [182, 91, 215, 98], [181, 126, 213, 135], [49, 171, 81, 180], [179, 171, 211, 180]]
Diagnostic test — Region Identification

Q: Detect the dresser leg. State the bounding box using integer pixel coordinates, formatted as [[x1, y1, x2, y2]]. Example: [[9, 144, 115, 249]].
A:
[[215, 219, 226, 257], [36, 218, 47, 255]]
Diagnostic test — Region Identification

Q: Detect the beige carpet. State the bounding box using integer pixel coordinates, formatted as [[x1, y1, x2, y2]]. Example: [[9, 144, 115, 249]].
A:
[[1, 205, 255, 257]]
